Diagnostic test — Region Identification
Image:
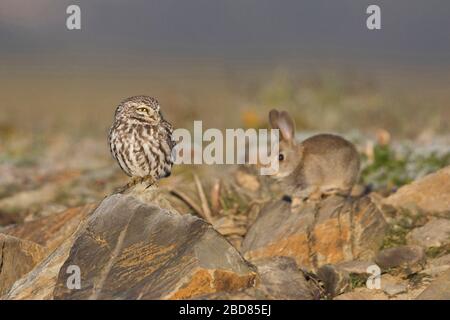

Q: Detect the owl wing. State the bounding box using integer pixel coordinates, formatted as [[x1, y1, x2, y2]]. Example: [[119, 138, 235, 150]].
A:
[[162, 119, 176, 149]]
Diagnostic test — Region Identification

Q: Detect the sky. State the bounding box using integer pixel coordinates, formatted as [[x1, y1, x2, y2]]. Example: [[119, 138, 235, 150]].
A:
[[1, 0, 450, 70]]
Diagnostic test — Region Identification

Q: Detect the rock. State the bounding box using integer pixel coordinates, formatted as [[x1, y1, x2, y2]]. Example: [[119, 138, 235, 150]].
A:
[[3, 204, 95, 254], [0, 234, 47, 296], [429, 254, 450, 267], [334, 287, 388, 300], [317, 264, 350, 297], [375, 245, 426, 272], [0, 211, 17, 226], [252, 257, 316, 300], [350, 184, 367, 197], [241, 195, 387, 269], [420, 265, 450, 277], [380, 274, 408, 296], [335, 260, 375, 275], [416, 269, 450, 300], [127, 184, 180, 213], [3, 204, 94, 300], [27, 203, 68, 221], [213, 216, 247, 251], [3, 233, 77, 299], [0, 183, 61, 223], [196, 288, 264, 300], [52, 194, 257, 300], [234, 170, 260, 192], [5, 193, 258, 300], [198, 257, 318, 300], [390, 285, 429, 300], [334, 260, 376, 293], [382, 166, 450, 216], [406, 218, 450, 249]]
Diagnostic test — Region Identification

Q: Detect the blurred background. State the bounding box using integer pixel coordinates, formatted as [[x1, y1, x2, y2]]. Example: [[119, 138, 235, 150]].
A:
[[1, 0, 450, 135], [0, 0, 449, 224]]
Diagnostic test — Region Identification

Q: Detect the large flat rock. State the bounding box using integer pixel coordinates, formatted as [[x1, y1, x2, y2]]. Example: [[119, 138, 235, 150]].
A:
[[383, 166, 450, 216], [3, 234, 77, 300], [416, 268, 450, 300], [197, 257, 317, 300], [241, 195, 387, 269], [51, 194, 257, 299], [407, 218, 450, 249], [0, 234, 47, 296], [4, 204, 95, 254]]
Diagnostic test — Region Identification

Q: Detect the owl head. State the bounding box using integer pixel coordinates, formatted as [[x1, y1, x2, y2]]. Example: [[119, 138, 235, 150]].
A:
[[115, 95, 162, 124]]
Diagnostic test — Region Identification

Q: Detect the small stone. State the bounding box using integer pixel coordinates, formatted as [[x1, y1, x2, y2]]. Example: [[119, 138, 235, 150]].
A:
[[0, 183, 61, 223], [350, 184, 366, 197], [416, 269, 450, 300], [0, 211, 17, 226], [234, 171, 260, 192], [334, 287, 388, 300], [196, 288, 264, 300], [375, 245, 426, 272], [317, 264, 350, 297], [407, 219, 450, 249], [214, 216, 247, 237], [390, 285, 429, 300], [430, 254, 450, 267], [380, 274, 408, 296], [335, 260, 375, 275], [253, 257, 316, 300], [420, 265, 450, 277]]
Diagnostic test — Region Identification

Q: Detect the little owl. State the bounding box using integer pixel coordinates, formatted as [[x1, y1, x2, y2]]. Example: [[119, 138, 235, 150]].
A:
[[108, 95, 175, 191]]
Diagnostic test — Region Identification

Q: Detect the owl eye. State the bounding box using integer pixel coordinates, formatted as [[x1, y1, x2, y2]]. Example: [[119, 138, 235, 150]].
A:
[[137, 107, 149, 114]]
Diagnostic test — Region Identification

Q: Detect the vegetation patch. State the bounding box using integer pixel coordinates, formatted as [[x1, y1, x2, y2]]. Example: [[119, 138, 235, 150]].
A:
[[426, 244, 450, 259], [361, 144, 450, 190]]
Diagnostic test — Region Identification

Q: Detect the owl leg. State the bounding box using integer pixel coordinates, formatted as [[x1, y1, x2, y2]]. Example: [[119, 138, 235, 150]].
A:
[[114, 176, 143, 194], [128, 176, 156, 190], [114, 175, 158, 193], [144, 176, 157, 189]]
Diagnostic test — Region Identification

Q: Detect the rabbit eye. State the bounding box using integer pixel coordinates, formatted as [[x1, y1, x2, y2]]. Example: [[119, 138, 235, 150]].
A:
[[279, 154, 284, 161]]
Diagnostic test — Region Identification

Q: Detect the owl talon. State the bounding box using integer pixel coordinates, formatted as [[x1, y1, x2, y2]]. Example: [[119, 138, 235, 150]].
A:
[[144, 176, 157, 189], [145, 182, 157, 190], [114, 183, 130, 194], [114, 176, 141, 194]]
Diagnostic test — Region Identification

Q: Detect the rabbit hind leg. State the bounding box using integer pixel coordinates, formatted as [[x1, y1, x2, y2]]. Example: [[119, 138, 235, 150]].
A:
[[293, 185, 323, 202], [320, 185, 351, 197]]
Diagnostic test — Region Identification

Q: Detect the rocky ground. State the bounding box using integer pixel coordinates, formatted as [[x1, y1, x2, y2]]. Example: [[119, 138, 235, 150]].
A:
[[0, 133, 449, 300]]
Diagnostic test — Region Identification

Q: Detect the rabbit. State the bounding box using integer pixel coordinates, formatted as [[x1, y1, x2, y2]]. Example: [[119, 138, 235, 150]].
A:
[[268, 109, 360, 205]]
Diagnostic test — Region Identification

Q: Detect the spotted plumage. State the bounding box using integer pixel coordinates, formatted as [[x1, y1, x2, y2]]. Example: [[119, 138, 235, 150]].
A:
[[108, 96, 175, 190]]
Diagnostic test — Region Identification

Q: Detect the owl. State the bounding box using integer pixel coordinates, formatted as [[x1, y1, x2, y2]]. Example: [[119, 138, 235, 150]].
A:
[[108, 95, 176, 191]]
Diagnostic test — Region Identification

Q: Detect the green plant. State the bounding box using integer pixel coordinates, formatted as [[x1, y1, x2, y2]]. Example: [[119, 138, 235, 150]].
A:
[[361, 144, 450, 190]]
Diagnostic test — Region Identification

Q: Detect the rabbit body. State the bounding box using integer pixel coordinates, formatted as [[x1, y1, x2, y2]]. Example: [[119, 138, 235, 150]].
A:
[[269, 109, 360, 201], [283, 133, 360, 199]]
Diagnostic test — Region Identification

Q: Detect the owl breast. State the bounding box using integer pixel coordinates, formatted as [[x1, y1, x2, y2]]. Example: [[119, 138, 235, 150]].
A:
[[109, 122, 174, 179]]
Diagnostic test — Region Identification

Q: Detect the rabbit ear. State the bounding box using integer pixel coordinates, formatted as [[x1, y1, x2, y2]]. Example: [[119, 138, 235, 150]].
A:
[[268, 109, 279, 129], [278, 111, 296, 142]]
